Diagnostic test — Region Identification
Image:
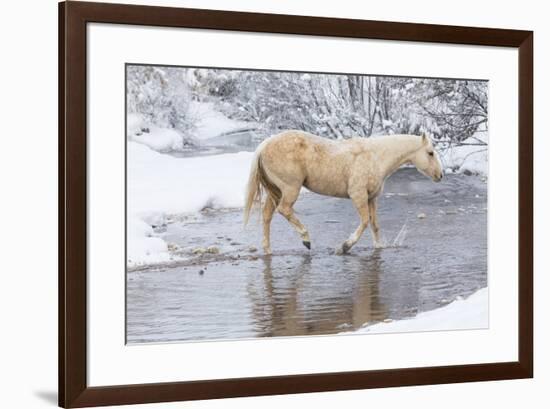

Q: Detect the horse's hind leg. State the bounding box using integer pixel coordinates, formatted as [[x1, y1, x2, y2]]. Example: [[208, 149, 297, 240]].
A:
[[337, 191, 369, 255], [277, 186, 311, 250], [368, 199, 382, 248], [262, 196, 276, 255]]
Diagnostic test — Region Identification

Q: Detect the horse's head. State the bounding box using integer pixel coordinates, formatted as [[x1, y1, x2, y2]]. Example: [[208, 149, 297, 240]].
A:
[[410, 134, 443, 182]]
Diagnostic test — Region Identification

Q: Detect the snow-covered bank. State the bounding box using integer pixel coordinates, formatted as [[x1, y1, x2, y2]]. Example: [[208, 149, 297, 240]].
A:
[[127, 215, 172, 266], [190, 101, 253, 140], [128, 142, 253, 214], [126, 102, 256, 154], [127, 114, 188, 153], [441, 133, 488, 176], [354, 287, 488, 334], [127, 142, 254, 266]]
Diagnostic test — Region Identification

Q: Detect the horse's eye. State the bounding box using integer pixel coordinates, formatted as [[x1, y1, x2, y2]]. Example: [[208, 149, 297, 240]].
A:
[[428, 152, 434, 156]]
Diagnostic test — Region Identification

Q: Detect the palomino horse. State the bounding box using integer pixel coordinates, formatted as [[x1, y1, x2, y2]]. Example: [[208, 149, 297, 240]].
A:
[[244, 130, 443, 255]]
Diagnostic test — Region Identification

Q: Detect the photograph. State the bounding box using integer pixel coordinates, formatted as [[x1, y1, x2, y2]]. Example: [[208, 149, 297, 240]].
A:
[[49, 1, 538, 406], [125, 64, 489, 344]]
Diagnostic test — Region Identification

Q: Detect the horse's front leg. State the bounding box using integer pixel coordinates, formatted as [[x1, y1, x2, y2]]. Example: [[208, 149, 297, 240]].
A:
[[337, 191, 369, 255], [368, 198, 382, 248]]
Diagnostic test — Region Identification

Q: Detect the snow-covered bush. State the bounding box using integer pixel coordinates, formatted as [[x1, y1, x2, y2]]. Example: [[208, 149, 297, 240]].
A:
[[207, 71, 487, 147], [126, 65, 196, 149], [127, 114, 187, 152], [412, 79, 488, 144], [126, 65, 488, 155]]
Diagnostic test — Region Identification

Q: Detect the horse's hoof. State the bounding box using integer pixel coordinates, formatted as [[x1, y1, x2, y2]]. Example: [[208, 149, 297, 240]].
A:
[[336, 242, 350, 255], [302, 240, 311, 250]]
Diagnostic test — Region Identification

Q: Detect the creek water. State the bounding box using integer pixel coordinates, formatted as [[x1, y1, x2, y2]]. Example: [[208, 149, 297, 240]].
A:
[[126, 166, 487, 344]]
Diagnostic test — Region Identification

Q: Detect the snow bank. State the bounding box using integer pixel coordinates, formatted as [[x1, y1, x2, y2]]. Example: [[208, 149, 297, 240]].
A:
[[131, 126, 185, 152], [128, 142, 253, 215], [128, 103, 255, 153], [354, 287, 488, 334], [127, 113, 185, 152], [127, 216, 171, 265], [190, 101, 253, 140], [441, 133, 488, 176], [127, 142, 254, 266]]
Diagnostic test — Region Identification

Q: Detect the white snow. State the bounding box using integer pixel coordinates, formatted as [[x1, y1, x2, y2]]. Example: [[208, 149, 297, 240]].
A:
[[127, 102, 254, 153], [128, 142, 253, 215], [127, 216, 171, 265], [127, 141, 254, 266], [127, 113, 143, 135], [441, 133, 488, 176], [190, 101, 253, 140], [353, 287, 488, 334], [127, 113, 185, 152], [132, 126, 184, 152], [381, 119, 394, 128]]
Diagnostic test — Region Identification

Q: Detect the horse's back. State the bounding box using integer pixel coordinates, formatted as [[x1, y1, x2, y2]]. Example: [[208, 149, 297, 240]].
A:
[[259, 130, 352, 197], [261, 130, 328, 151]]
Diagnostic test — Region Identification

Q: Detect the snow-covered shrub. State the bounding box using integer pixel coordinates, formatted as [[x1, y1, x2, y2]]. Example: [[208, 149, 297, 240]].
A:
[[126, 65, 488, 155], [208, 71, 487, 146], [126, 65, 196, 149], [413, 79, 488, 144]]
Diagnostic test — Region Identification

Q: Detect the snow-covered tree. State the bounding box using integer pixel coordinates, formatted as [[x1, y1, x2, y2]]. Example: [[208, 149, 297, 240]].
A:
[[208, 70, 487, 146], [126, 65, 488, 151], [126, 65, 195, 140]]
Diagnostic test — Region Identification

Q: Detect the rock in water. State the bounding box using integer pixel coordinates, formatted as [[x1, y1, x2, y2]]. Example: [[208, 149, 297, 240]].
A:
[[206, 246, 220, 254], [417, 213, 426, 219], [167, 242, 179, 251]]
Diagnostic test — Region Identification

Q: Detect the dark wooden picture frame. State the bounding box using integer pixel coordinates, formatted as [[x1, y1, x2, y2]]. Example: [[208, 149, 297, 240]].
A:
[[59, 1, 533, 407]]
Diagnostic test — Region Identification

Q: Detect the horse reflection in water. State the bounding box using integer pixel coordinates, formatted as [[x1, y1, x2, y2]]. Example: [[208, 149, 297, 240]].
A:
[[247, 250, 389, 337]]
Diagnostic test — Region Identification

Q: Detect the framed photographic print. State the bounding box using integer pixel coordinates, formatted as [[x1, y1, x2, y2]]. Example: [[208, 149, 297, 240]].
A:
[[59, 1, 533, 407]]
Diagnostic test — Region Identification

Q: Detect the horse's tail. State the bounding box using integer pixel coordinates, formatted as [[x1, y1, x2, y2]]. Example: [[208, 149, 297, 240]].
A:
[[243, 144, 281, 226]]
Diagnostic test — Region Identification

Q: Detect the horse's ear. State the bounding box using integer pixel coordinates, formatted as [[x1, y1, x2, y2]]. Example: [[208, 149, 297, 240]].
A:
[[421, 133, 428, 145]]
